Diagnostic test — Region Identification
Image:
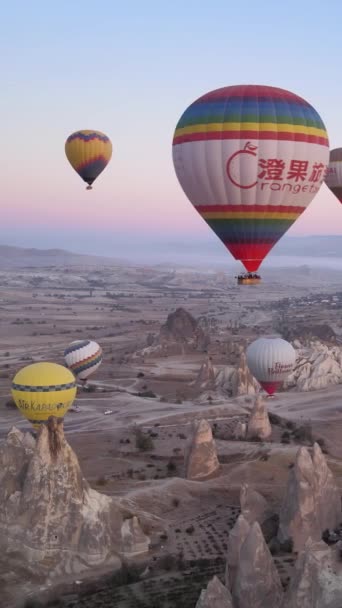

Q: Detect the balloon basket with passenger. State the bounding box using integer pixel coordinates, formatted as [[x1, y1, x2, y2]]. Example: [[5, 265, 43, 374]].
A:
[[236, 272, 261, 285]]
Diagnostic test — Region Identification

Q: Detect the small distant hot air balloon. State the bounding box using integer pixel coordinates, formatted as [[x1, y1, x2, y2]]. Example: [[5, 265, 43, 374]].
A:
[[64, 340, 102, 382], [246, 337, 296, 396], [65, 130, 112, 189], [325, 148, 342, 204], [11, 362, 77, 430], [172, 85, 329, 279]]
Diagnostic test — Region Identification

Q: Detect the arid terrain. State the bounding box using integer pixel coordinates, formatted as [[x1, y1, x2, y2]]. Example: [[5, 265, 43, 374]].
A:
[[1, 250, 342, 607]]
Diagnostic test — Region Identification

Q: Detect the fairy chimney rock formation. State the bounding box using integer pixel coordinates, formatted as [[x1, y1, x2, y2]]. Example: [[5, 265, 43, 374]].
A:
[[312, 442, 341, 532], [231, 351, 259, 397], [233, 521, 283, 608], [278, 444, 341, 552], [246, 395, 272, 440], [283, 539, 342, 608], [240, 483, 271, 525], [194, 356, 217, 391], [196, 575, 234, 608], [185, 419, 219, 481], [0, 419, 152, 577], [121, 515, 150, 557], [159, 307, 209, 353], [285, 340, 342, 392], [225, 514, 251, 591]]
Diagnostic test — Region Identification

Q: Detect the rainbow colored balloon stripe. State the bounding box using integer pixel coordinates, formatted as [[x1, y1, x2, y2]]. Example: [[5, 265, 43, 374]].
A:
[[67, 348, 102, 377], [195, 204, 305, 243], [172, 85, 329, 272], [173, 85, 328, 146]]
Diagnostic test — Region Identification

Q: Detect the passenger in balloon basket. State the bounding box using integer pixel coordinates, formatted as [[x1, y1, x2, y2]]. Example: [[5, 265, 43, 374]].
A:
[[236, 272, 261, 284]]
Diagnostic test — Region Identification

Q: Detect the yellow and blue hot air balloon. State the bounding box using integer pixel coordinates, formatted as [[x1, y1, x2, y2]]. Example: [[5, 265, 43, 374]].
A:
[[172, 85, 329, 277], [11, 362, 77, 430], [65, 130, 112, 189]]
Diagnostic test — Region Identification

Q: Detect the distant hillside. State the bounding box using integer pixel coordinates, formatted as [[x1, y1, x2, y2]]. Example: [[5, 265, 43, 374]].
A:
[[0, 235, 341, 270], [272, 235, 342, 257], [0, 245, 122, 268]]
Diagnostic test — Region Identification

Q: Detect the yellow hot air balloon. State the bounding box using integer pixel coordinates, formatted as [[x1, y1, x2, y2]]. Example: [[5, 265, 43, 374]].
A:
[[11, 362, 77, 430], [65, 130, 112, 189]]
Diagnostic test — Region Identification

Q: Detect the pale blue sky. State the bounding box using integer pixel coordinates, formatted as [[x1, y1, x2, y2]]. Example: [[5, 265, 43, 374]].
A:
[[1, 0, 342, 256]]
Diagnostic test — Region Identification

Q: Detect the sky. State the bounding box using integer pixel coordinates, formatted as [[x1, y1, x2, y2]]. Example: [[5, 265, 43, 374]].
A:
[[2, 0, 342, 256]]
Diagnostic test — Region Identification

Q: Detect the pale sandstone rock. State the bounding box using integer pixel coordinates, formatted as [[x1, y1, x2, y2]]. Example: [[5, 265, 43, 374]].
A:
[[121, 515, 150, 557], [196, 575, 234, 608], [225, 514, 250, 590], [278, 444, 341, 552], [246, 395, 272, 440], [240, 483, 271, 525], [230, 351, 260, 397], [283, 539, 342, 608], [139, 308, 209, 357], [214, 366, 236, 393], [192, 349, 259, 399], [285, 342, 342, 392], [278, 446, 319, 551], [185, 419, 219, 480], [0, 418, 153, 578], [312, 443, 341, 532], [194, 356, 217, 391], [233, 522, 283, 608]]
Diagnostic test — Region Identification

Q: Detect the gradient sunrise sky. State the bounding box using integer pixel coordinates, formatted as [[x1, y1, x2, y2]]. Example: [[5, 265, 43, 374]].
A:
[[1, 0, 342, 255]]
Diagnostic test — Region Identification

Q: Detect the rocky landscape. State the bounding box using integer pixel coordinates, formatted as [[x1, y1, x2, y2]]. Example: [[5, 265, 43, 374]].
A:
[[0, 257, 341, 606]]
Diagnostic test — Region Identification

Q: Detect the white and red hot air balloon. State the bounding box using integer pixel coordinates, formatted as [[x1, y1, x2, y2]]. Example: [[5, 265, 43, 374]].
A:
[[64, 340, 102, 382], [246, 337, 296, 396]]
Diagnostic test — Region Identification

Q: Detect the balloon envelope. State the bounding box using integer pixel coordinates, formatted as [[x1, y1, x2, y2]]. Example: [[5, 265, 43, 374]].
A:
[[65, 130, 112, 188], [246, 337, 296, 395], [172, 85, 329, 272], [11, 362, 77, 429], [64, 340, 102, 381], [325, 148, 342, 204]]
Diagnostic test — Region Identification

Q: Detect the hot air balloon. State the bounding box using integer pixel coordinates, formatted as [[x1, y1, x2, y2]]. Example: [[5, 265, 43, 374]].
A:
[[324, 148, 342, 203], [65, 130, 112, 189], [172, 85, 329, 280], [246, 337, 296, 396], [64, 340, 102, 382], [11, 362, 77, 430]]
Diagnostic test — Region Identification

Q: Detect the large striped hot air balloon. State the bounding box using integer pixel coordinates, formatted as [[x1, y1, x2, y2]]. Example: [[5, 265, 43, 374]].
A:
[[172, 85, 329, 274], [65, 130, 112, 189], [246, 337, 296, 396], [64, 340, 102, 382], [325, 148, 342, 204], [11, 362, 77, 430]]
